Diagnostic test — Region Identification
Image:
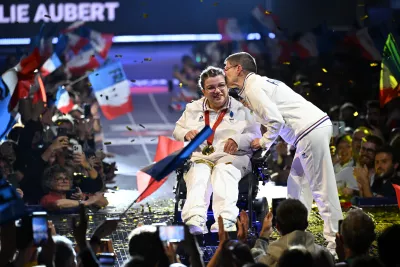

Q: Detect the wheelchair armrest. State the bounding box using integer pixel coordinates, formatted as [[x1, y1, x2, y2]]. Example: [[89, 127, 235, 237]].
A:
[[251, 149, 269, 165]]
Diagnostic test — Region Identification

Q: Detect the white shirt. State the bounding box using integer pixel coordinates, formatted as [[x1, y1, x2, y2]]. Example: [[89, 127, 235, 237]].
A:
[[173, 96, 261, 160], [336, 166, 375, 191], [239, 73, 330, 150]]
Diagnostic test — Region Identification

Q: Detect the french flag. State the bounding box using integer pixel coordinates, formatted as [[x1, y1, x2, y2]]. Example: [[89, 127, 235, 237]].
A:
[[89, 30, 113, 59], [0, 68, 18, 140], [344, 28, 382, 61], [292, 32, 319, 59], [66, 44, 100, 76], [55, 86, 74, 114], [217, 18, 245, 42], [88, 61, 133, 120], [41, 53, 62, 77]]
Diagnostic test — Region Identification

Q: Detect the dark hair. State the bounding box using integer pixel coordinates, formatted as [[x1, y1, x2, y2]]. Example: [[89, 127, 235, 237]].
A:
[[335, 134, 353, 148], [341, 209, 375, 255], [128, 231, 170, 267], [351, 255, 384, 267], [363, 135, 383, 148], [224, 52, 257, 74], [375, 145, 399, 164], [42, 165, 70, 190], [276, 199, 308, 235], [218, 240, 254, 267], [198, 66, 225, 90], [377, 224, 400, 267], [278, 246, 314, 267]]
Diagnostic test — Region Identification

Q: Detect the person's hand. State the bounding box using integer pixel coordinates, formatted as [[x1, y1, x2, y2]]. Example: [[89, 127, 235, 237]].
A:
[[41, 106, 55, 126], [73, 153, 90, 169], [92, 218, 120, 240], [251, 138, 262, 150], [48, 221, 56, 236], [16, 188, 24, 198], [342, 187, 354, 197], [335, 233, 345, 262], [353, 165, 369, 184], [164, 242, 179, 264], [184, 130, 199, 141], [224, 138, 238, 154], [39, 226, 55, 266], [72, 204, 88, 250], [276, 141, 288, 156], [260, 211, 273, 238], [71, 187, 84, 200], [237, 210, 249, 243], [217, 216, 229, 247], [50, 136, 69, 151], [31, 100, 45, 121]]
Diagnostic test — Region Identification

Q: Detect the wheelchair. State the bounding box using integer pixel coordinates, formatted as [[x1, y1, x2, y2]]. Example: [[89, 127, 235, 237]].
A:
[[173, 149, 271, 233]]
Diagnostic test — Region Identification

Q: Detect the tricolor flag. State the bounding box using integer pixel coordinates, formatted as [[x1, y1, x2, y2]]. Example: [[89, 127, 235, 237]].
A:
[[66, 44, 99, 76], [345, 28, 382, 61], [41, 53, 62, 77], [217, 18, 245, 42], [0, 68, 18, 140], [55, 86, 74, 114], [380, 33, 400, 107], [293, 32, 319, 59], [88, 61, 133, 120]]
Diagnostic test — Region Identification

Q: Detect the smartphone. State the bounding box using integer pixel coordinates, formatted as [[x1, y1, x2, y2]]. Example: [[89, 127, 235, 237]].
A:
[[272, 198, 286, 226], [97, 252, 116, 266], [32, 211, 48, 246], [159, 225, 185, 242], [57, 127, 68, 137], [338, 219, 343, 234], [72, 144, 83, 154], [66, 188, 77, 199], [84, 104, 91, 118], [332, 121, 345, 138], [0, 179, 26, 225]]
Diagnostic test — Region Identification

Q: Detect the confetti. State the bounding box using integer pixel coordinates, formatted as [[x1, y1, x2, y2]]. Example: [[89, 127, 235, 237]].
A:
[[114, 94, 118, 97], [88, 83, 92, 86], [113, 186, 119, 190], [144, 57, 152, 61], [316, 82, 322, 87], [106, 96, 109, 100], [213, 2, 218, 6], [115, 55, 122, 58], [112, 88, 116, 91], [91, 54, 96, 58], [293, 81, 301, 86], [283, 62, 290, 65], [130, 139, 135, 142], [179, 83, 183, 88], [139, 124, 145, 129], [143, 13, 149, 18], [104, 142, 112, 145], [200, 0, 203, 2], [100, 94, 103, 97], [264, 10, 271, 15], [361, 15, 368, 21], [126, 126, 132, 131], [151, 138, 156, 141], [322, 68, 327, 73], [131, 79, 136, 82], [44, 14, 51, 18]]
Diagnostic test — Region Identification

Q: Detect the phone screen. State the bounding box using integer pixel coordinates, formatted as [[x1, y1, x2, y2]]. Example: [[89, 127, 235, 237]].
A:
[[332, 121, 345, 138], [57, 127, 68, 137], [32, 212, 48, 246], [272, 198, 286, 226], [84, 104, 91, 118], [97, 253, 115, 266], [159, 226, 185, 242]]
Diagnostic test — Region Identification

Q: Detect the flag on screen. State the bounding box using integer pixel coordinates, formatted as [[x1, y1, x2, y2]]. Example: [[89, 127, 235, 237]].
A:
[[380, 33, 400, 107], [55, 86, 74, 114], [41, 53, 62, 77], [136, 136, 184, 203], [88, 61, 133, 120], [66, 44, 99, 76]]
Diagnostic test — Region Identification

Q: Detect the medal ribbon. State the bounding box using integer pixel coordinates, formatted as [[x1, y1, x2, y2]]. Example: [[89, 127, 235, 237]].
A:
[[204, 109, 227, 146]]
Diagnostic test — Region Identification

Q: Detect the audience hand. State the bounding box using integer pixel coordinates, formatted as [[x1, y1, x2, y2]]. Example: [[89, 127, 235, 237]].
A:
[[251, 138, 261, 149], [335, 233, 345, 262], [260, 211, 273, 238], [237, 210, 249, 243], [92, 218, 120, 240], [224, 139, 238, 154], [72, 204, 88, 250], [16, 188, 24, 198], [71, 187, 84, 200], [217, 216, 229, 247], [185, 130, 199, 141], [50, 136, 69, 151]]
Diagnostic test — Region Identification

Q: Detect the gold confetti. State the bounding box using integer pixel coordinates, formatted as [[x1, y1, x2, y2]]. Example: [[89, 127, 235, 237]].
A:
[[113, 186, 119, 190], [131, 139, 135, 142], [322, 68, 327, 73], [353, 111, 359, 117], [44, 14, 51, 18], [143, 13, 149, 18], [283, 62, 290, 65], [316, 82, 322, 87], [88, 83, 92, 86], [213, 2, 218, 6], [89, 215, 93, 220], [151, 138, 156, 141], [361, 15, 368, 21], [139, 124, 145, 129], [370, 63, 378, 67], [144, 58, 152, 61], [265, 10, 271, 15], [293, 81, 301, 86], [179, 83, 183, 88], [131, 79, 136, 82], [126, 126, 132, 131], [104, 142, 112, 145]]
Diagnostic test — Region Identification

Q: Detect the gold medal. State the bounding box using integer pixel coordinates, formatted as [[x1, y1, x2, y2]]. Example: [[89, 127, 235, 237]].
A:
[[202, 145, 215, 155]]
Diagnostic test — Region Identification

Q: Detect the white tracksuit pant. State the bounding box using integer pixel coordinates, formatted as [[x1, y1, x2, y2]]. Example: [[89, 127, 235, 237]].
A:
[[287, 124, 343, 248], [181, 154, 251, 224]]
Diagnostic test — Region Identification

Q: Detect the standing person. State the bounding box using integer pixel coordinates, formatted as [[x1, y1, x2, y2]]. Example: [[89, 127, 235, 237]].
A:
[[223, 52, 342, 253]]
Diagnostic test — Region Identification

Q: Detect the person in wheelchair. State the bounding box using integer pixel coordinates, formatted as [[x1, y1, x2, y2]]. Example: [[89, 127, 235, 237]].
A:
[[173, 66, 261, 235]]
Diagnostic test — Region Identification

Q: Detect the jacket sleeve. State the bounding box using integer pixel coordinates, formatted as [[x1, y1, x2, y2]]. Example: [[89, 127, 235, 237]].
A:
[[251, 238, 277, 266], [245, 83, 285, 151], [173, 109, 191, 142], [230, 107, 262, 150]]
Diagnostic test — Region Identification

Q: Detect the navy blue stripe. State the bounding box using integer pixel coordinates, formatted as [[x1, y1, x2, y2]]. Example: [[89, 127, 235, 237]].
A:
[[294, 116, 329, 146]]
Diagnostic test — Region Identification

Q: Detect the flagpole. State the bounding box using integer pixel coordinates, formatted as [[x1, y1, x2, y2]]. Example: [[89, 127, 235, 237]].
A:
[[68, 72, 90, 86], [121, 178, 159, 216]]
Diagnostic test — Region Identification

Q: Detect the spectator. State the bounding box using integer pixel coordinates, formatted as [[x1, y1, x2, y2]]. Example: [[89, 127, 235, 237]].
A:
[[357, 146, 400, 197], [335, 209, 375, 266], [351, 127, 372, 164], [377, 224, 400, 267], [251, 199, 334, 267], [334, 134, 353, 174], [277, 245, 314, 267], [350, 255, 384, 267]]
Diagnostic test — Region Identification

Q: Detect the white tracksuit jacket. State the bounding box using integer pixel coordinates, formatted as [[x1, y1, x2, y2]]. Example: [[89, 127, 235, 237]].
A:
[[173, 96, 261, 162], [239, 73, 330, 151]]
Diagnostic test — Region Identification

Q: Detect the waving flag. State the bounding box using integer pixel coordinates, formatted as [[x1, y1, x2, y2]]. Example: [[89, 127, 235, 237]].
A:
[[217, 18, 245, 42], [345, 28, 382, 61], [55, 86, 74, 114], [88, 61, 133, 120], [293, 32, 319, 59], [66, 44, 99, 76], [41, 53, 62, 77], [380, 33, 400, 107], [0, 69, 18, 140]]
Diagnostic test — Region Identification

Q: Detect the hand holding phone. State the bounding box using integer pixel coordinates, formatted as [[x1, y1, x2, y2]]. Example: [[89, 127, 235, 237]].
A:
[[32, 211, 48, 246], [57, 127, 68, 137], [73, 144, 83, 155]]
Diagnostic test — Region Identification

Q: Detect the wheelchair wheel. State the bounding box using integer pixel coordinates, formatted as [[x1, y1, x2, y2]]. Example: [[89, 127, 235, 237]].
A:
[[253, 197, 268, 222]]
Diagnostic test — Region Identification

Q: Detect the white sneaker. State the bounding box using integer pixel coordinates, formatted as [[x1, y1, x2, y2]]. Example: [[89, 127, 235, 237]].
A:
[[185, 215, 207, 235], [210, 219, 237, 233]]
